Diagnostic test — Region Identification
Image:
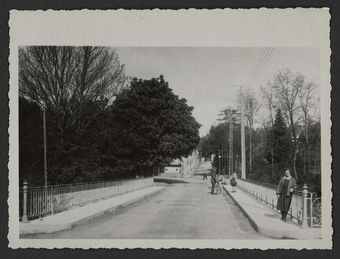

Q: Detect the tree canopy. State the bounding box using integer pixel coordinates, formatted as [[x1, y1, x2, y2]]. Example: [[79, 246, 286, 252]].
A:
[[271, 108, 290, 165], [19, 46, 129, 185], [200, 69, 321, 193], [19, 63, 200, 184], [19, 46, 128, 139], [103, 76, 200, 175]]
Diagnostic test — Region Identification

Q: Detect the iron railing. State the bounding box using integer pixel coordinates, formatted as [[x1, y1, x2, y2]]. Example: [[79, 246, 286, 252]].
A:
[[20, 177, 153, 221], [237, 178, 321, 228]]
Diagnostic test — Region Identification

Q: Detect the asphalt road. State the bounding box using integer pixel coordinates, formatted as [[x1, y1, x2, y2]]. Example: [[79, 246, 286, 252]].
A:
[[26, 175, 268, 239]]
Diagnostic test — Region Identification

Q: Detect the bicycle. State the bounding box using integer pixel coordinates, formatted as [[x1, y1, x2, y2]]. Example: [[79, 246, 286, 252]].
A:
[[213, 179, 222, 195]]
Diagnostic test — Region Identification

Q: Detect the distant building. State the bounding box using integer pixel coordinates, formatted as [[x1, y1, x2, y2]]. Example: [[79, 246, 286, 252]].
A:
[[164, 164, 181, 174], [162, 150, 199, 178], [181, 150, 199, 178]]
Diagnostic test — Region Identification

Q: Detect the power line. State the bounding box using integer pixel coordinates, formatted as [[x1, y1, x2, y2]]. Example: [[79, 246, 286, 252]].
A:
[[255, 47, 273, 80], [251, 48, 268, 79], [253, 47, 269, 77], [254, 47, 270, 78]]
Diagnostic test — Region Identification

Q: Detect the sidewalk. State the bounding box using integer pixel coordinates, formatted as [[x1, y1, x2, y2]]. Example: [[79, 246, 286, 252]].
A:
[[223, 184, 321, 239], [20, 185, 164, 235]]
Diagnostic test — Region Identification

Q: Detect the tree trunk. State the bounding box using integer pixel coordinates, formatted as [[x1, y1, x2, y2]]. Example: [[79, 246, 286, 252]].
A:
[[302, 149, 306, 176], [302, 116, 308, 177], [271, 148, 275, 180], [305, 122, 310, 176], [293, 148, 298, 180], [306, 148, 310, 175], [290, 113, 298, 180], [314, 155, 317, 175]]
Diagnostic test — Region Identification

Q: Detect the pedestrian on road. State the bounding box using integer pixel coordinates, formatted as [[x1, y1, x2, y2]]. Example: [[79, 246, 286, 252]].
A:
[[202, 174, 208, 180], [230, 172, 237, 192], [211, 169, 217, 194], [276, 169, 297, 222]]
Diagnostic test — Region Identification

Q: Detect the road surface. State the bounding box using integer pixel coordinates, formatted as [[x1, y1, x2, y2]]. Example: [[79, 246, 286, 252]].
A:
[[24, 175, 268, 239]]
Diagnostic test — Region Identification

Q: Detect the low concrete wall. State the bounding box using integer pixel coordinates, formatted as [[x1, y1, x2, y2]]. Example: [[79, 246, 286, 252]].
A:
[[52, 178, 154, 213], [20, 186, 164, 235]]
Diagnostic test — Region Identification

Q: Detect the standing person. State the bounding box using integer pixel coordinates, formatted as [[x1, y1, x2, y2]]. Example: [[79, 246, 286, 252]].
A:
[[230, 172, 237, 192], [202, 173, 208, 180], [276, 169, 297, 221], [211, 169, 217, 194]]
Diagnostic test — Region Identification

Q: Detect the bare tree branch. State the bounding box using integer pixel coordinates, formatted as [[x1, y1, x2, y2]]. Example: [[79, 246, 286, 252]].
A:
[[19, 46, 127, 138]]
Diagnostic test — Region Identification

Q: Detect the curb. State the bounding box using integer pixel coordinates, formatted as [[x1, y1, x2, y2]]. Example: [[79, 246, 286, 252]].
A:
[[222, 186, 321, 239], [222, 186, 260, 233], [153, 177, 189, 184], [20, 187, 164, 236]]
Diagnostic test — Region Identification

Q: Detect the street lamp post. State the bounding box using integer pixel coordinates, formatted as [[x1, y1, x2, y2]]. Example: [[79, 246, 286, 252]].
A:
[[222, 149, 224, 177], [43, 106, 47, 187], [218, 152, 222, 175]]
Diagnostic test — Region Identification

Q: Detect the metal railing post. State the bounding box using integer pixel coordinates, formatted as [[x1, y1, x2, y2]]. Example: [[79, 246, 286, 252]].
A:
[[22, 180, 29, 223], [71, 184, 73, 208], [51, 187, 54, 215], [301, 184, 309, 228]]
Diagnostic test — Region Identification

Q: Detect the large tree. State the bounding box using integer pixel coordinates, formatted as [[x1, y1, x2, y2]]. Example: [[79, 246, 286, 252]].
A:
[[298, 82, 319, 176], [19, 46, 128, 184], [19, 97, 44, 185], [271, 108, 290, 167], [19, 46, 127, 139], [105, 76, 200, 175], [241, 88, 261, 173], [269, 69, 303, 180], [261, 84, 276, 179]]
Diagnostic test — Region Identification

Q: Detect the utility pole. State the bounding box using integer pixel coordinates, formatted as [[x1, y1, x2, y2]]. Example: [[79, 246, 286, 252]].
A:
[[228, 108, 233, 178], [240, 88, 246, 179]]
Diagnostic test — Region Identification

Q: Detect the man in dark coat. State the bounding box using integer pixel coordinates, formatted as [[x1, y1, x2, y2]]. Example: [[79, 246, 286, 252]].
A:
[[211, 169, 217, 194], [276, 169, 297, 221]]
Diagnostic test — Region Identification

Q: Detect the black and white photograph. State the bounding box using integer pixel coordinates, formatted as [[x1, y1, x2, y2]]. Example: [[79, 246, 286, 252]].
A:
[[8, 9, 332, 249]]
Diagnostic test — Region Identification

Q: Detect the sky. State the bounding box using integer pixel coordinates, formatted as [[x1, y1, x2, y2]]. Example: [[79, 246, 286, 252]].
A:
[[115, 47, 320, 137]]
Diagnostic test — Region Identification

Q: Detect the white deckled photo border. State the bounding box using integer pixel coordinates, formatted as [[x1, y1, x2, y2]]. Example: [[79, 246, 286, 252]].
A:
[[8, 8, 332, 249]]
